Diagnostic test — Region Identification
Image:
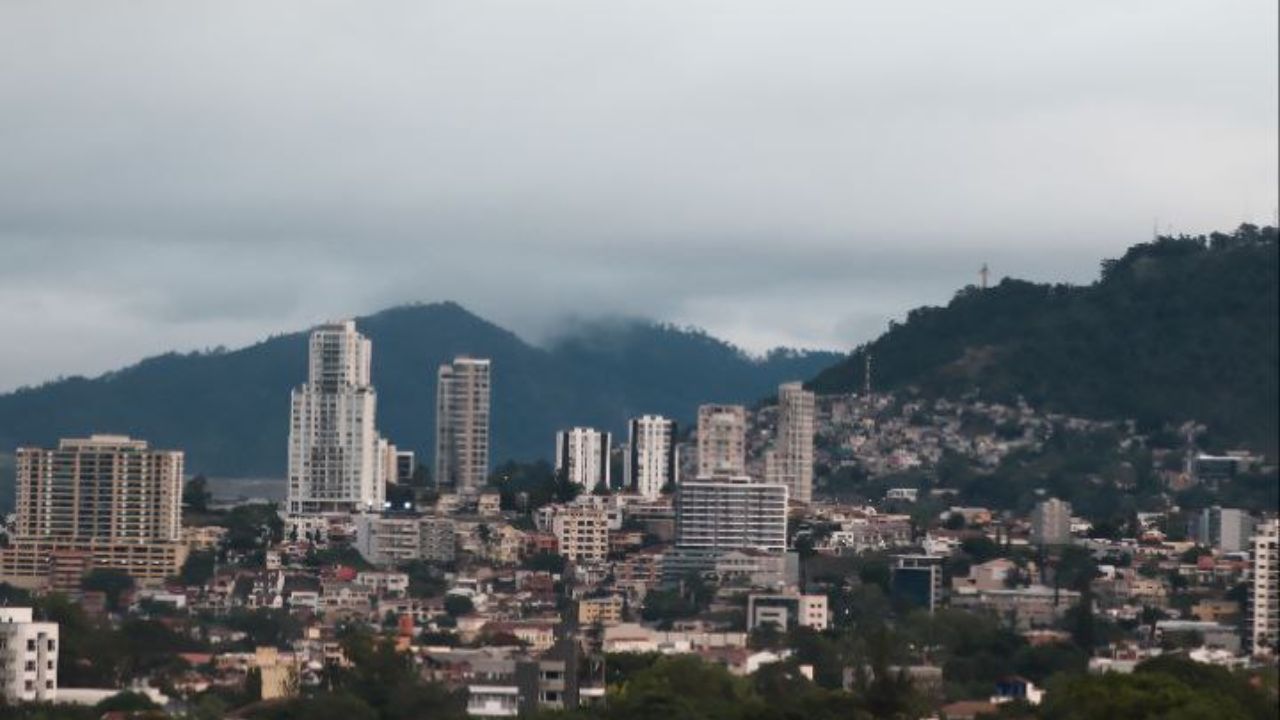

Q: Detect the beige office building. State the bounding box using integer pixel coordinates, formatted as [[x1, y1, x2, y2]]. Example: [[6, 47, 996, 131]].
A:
[[696, 404, 747, 477], [1, 435, 186, 589], [766, 382, 815, 504], [435, 357, 491, 494]]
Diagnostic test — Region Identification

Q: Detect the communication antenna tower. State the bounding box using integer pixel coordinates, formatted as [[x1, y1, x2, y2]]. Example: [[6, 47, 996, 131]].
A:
[[864, 352, 873, 397], [979, 263, 989, 290]]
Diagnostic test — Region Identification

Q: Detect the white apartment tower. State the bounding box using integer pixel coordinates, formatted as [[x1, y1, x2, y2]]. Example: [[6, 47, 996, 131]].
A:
[[0, 435, 185, 588], [435, 357, 492, 493], [767, 382, 815, 504], [674, 475, 788, 553], [0, 608, 58, 703], [697, 404, 747, 477], [287, 321, 385, 515], [626, 415, 678, 500], [556, 427, 612, 492], [1251, 518, 1279, 657]]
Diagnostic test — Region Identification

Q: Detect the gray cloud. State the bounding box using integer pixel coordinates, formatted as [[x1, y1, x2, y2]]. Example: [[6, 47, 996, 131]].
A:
[[0, 0, 1275, 390]]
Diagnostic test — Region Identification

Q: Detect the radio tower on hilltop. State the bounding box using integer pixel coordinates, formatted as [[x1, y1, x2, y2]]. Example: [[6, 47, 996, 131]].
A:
[[979, 263, 990, 290], [863, 352, 873, 397]]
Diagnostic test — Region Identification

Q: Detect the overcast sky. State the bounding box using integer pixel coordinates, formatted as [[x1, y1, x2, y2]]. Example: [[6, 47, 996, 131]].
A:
[[1, 1, 1276, 391]]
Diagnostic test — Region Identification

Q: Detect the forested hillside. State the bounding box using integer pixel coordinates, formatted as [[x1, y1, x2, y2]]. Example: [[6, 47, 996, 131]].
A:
[[810, 224, 1279, 457]]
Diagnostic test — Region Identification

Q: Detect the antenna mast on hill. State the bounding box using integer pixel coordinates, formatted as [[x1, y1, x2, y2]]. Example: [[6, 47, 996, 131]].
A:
[[864, 352, 873, 397], [979, 263, 989, 290]]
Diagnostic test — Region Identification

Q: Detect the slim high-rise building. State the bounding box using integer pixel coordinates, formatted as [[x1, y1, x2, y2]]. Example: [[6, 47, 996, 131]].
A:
[[1196, 507, 1257, 553], [767, 382, 815, 504], [1251, 518, 1279, 657], [435, 357, 491, 494], [697, 404, 747, 477], [674, 475, 788, 553], [626, 415, 678, 500], [287, 321, 384, 515], [0, 435, 186, 588], [1031, 498, 1072, 545], [556, 427, 611, 492]]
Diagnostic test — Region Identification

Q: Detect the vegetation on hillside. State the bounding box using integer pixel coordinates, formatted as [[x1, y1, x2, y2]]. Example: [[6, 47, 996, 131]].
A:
[[810, 225, 1279, 458]]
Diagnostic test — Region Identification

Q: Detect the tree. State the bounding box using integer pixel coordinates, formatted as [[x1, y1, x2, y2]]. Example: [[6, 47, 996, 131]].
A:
[[180, 550, 216, 587], [183, 475, 212, 513], [444, 595, 474, 617], [81, 569, 135, 612]]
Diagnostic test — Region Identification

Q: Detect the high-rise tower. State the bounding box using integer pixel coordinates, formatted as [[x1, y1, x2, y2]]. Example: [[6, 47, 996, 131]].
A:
[[696, 404, 747, 477], [767, 382, 815, 504], [626, 415, 678, 500], [287, 321, 384, 515], [435, 357, 491, 493]]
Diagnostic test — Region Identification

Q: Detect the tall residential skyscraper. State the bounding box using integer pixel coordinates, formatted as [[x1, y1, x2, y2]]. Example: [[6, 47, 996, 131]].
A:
[[0, 435, 186, 588], [626, 415, 678, 500], [674, 475, 788, 553], [556, 427, 611, 492], [1031, 498, 1072, 545], [696, 404, 747, 477], [435, 357, 491, 493], [287, 321, 385, 515], [1251, 518, 1279, 657], [767, 382, 815, 504]]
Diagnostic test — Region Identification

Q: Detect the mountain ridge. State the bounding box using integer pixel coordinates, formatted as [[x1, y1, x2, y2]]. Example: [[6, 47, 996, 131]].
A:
[[0, 302, 842, 482]]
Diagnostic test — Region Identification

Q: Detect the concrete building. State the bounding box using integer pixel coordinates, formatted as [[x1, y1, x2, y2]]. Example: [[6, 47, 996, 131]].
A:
[[747, 592, 828, 631], [1, 435, 186, 588], [551, 506, 609, 564], [674, 476, 788, 553], [766, 382, 815, 505], [891, 555, 946, 614], [555, 427, 611, 492], [287, 321, 385, 515], [578, 595, 624, 626], [1031, 498, 1072, 545], [435, 357, 492, 494], [1197, 507, 1257, 553], [0, 608, 58, 703], [353, 514, 456, 566], [696, 404, 747, 477], [626, 415, 678, 500], [1250, 518, 1279, 657]]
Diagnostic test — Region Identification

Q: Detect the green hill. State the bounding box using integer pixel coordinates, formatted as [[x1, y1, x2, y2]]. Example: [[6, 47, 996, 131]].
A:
[[810, 224, 1279, 457], [0, 302, 841, 487]]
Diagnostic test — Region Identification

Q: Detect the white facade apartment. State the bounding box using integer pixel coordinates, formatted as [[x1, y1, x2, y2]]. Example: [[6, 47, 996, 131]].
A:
[[287, 321, 385, 515], [556, 427, 611, 492], [1251, 518, 1279, 657], [674, 475, 788, 553], [767, 382, 815, 504], [0, 608, 58, 703], [626, 415, 678, 501], [435, 357, 491, 494], [552, 506, 609, 564], [696, 404, 747, 477]]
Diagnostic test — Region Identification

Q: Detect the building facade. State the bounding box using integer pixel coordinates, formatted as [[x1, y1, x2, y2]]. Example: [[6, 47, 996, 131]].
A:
[[551, 506, 609, 564], [555, 427, 611, 492], [625, 415, 678, 501], [0, 608, 58, 703], [674, 476, 788, 553], [435, 357, 492, 494], [1251, 518, 1279, 657], [1031, 498, 1072, 545], [1, 435, 186, 588], [766, 382, 815, 505], [747, 592, 828, 631], [287, 321, 385, 515], [696, 404, 747, 477], [1197, 507, 1257, 553]]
